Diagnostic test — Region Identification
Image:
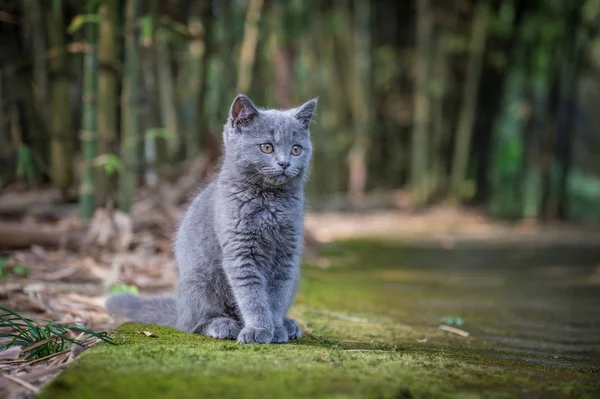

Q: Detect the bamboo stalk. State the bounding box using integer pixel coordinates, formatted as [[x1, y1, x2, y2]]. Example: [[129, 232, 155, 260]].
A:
[[79, 0, 99, 220], [489, 50, 526, 218], [449, 0, 491, 202], [557, 34, 583, 220], [156, 29, 180, 160], [347, 0, 371, 208], [269, 2, 293, 109], [523, 46, 550, 219], [411, 0, 433, 207], [237, 0, 264, 94], [430, 32, 449, 194], [214, 2, 235, 131], [96, 0, 118, 206], [47, 0, 73, 190], [140, 0, 164, 184], [179, 1, 208, 159], [24, 0, 48, 125], [118, 0, 141, 213]]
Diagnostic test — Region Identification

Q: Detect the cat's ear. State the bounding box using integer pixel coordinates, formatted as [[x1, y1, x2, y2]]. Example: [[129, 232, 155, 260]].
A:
[[293, 98, 318, 130], [230, 94, 259, 128]]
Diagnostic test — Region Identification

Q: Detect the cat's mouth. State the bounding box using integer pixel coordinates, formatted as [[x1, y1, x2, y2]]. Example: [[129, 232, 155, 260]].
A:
[[263, 171, 293, 186], [270, 173, 290, 185]]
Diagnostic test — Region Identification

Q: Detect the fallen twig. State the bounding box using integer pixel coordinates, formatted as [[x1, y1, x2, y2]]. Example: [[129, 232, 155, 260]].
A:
[[2, 373, 40, 394], [22, 336, 59, 354], [438, 324, 470, 337], [0, 222, 83, 250], [26, 349, 72, 366]]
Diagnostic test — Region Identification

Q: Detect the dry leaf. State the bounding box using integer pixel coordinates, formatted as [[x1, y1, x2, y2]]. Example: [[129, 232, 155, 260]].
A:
[[0, 346, 22, 361], [138, 330, 157, 338], [79, 257, 110, 280], [84, 208, 133, 252]]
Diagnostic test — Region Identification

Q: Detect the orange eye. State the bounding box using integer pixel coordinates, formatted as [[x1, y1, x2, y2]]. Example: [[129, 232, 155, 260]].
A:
[[291, 145, 302, 156], [260, 143, 274, 153]]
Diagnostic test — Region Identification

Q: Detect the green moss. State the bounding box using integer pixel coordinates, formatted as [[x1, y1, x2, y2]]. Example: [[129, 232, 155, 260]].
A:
[[41, 240, 600, 399]]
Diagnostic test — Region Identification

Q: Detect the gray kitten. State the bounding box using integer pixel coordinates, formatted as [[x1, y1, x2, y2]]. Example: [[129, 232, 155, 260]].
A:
[[106, 94, 317, 344]]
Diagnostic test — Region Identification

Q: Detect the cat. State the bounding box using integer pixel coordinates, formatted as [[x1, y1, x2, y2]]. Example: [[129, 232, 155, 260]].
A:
[[106, 94, 318, 344]]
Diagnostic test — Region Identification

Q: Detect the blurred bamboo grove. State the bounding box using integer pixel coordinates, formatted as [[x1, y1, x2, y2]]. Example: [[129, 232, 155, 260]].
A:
[[1, 0, 600, 223]]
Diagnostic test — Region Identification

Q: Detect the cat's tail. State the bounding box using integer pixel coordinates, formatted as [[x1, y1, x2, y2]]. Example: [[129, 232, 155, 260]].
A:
[[105, 293, 178, 327]]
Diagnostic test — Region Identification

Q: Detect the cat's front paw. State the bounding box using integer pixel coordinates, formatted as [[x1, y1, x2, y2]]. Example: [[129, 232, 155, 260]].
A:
[[237, 326, 274, 344], [283, 317, 302, 340], [204, 317, 241, 340], [271, 325, 289, 343]]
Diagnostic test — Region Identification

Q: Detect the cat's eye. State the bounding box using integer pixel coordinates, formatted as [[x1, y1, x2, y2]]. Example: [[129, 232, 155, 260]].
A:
[[260, 143, 274, 154], [291, 145, 302, 156]]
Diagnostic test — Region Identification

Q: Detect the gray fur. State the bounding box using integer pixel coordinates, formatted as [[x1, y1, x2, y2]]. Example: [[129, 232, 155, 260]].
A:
[[106, 94, 317, 344], [105, 293, 177, 326]]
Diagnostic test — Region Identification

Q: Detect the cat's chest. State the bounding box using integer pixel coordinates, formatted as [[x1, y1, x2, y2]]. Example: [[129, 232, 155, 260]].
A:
[[240, 197, 300, 237]]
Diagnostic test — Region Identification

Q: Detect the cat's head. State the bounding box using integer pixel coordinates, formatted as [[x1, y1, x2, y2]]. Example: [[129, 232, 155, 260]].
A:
[[222, 94, 318, 188]]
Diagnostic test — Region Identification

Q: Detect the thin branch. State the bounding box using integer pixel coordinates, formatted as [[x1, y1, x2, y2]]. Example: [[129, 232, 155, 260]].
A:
[[2, 373, 41, 394]]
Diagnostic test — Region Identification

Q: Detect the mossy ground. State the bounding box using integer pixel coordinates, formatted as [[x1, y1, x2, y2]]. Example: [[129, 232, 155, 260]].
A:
[[41, 240, 600, 399]]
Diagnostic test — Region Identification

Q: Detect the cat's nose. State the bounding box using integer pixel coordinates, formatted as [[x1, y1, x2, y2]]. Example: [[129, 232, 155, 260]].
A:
[[278, 161, 290, 170]]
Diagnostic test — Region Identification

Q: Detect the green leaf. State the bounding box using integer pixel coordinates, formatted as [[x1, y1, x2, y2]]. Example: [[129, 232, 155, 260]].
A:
[[441, 315, 464, 327], [146, 128, 169, 139], [15, 145, 36, 184], [140, 15, 154, 46], [109, 284, 139, 295], [0, 305, 116, 358], [12, 264, 29, 277], [68, 14, 102, 34], [94, 154, 123, 177]]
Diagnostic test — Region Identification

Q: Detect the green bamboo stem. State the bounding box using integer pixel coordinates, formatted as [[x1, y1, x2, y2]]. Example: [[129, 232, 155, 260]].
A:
[[347, 0, 371, 207], [449, 0, 491, 202], [156, 29, 180, 160], [24, 0, 48, 125], [523, 46, 551, 219], [78, 0, 99, 220], [96, 0, 118, 206], [212, 2, 235, 132], [118, 0, 141, 213], [313, 9, 343, 193], [45, 0, 73, 190], [179, 2, 207, 159], [489, 49, 526, 218], [140, 0, 166, 182], [557, 29, 584, 219], [430, 32, 449, 194], [237, 0, 264, 94], [269, 2, 294, 109], [410, 0, 433, 206]]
